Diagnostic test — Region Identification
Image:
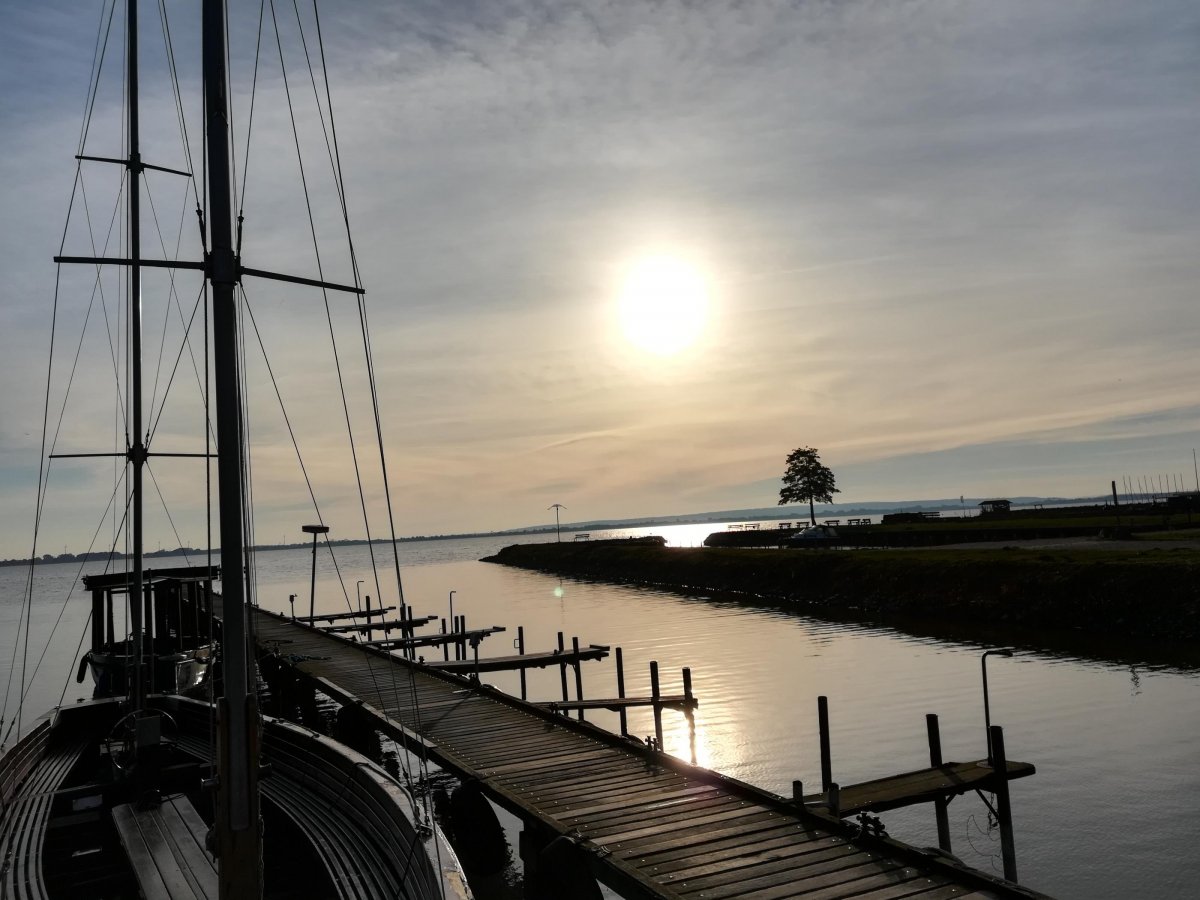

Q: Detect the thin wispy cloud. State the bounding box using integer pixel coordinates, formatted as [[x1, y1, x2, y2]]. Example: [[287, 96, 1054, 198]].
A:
[[1, 1, 1198, 554]]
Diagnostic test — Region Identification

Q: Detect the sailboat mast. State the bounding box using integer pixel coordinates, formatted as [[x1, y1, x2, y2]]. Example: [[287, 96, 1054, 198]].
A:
[[202, 0, 262, 893], [126, 0, 146, 711]]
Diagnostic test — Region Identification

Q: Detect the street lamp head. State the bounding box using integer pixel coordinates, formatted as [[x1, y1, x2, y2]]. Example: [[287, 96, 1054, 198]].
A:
[[302, 524, 330, 534], [985, 648, 1014, 659]]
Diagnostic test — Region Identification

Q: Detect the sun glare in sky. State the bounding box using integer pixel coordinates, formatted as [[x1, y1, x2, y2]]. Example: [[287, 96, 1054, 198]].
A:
[[618, 255, 711, 356]]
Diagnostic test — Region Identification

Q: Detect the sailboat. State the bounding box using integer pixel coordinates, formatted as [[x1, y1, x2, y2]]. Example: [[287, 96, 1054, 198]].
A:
[[0, 2, 469, 898]]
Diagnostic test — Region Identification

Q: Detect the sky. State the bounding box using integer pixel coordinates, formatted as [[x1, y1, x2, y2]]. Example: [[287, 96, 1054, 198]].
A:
[[0, 0, 1198, 558]]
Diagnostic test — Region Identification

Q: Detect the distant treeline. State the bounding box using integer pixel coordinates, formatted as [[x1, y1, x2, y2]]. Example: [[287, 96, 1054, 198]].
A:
[[0, 529, 558, 569]]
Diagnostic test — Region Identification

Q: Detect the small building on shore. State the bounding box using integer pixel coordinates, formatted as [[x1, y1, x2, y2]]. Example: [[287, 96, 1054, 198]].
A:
[[978, 499, 1012, 516]]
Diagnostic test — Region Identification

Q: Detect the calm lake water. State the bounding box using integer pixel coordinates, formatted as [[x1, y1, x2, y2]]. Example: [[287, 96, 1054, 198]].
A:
[[3, 523, 1198, 899]]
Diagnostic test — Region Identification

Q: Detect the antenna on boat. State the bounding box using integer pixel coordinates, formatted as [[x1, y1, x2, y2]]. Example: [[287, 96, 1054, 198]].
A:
[[203, 0, 263, 892]]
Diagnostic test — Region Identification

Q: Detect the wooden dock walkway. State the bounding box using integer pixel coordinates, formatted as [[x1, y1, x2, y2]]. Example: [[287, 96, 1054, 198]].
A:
[[244, 606, 1048, 900]]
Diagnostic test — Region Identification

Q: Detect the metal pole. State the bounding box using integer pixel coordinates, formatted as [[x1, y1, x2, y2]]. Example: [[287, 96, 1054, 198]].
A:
[[549, 503, 565, 542], [309, 532, 318, 618], [982, 649, 1013, 765]]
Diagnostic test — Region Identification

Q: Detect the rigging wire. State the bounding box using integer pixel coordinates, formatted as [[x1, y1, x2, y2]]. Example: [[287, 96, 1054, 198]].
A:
[[83, 174, 131, 433], [1, 475, 131, 748], [239, 289, 404, 779], [237, 0, 268, 225], [309, 1, 443, 825], [144, 176, 204, 442], [2, 9, 121, 732], [268, 0, 390, 642], [146, 462, 194, 565], [76, 0, 119, 158], [145, 281, 211, 445]]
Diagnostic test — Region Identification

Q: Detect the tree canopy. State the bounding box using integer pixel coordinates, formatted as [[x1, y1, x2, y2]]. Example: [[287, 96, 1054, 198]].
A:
[[778, 447, 839, 525]]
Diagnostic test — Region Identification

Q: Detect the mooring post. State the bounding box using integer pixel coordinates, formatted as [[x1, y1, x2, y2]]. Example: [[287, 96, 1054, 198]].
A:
[[990, 725, 1019, 882], [818, 695, 833, 792], [792, 780, 804, 804], [365, 594, 373, 642], [557, 632, 569, 709], [827, 782, 841, 818], [615, 647, 628, 736], [650, 661, 664, 751], [572, 637, 585, 721], [926, 713, 953, 853], [517, 626, 527, 700], [458, 614, 467, 661], [287, 593, 296, 621], [440, 618, 449, 661], [682, 667, 697, 765]]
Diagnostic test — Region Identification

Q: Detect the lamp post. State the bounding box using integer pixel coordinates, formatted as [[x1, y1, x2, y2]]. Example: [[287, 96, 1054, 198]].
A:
[[982, 648, 1013, 765], [356, 580, 364, 613], [549, 503, 565, 542], [302, 524, 330, 619]]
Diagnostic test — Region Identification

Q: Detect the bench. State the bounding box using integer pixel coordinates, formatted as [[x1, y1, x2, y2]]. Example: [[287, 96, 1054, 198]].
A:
[[112, 796, 216, 900], [0, 725, 90, 900]]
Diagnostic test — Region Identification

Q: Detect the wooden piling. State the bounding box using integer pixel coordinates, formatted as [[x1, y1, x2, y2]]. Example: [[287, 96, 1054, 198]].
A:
[[827, 782, 840, 818], [792, 780, 804, 804], [441, 618, 449, 662], [682, 667, 697, 765], [818, 695, 833, 792], [572, 637, 585, 721], [615, 647, 628, 736], [517, 626, 527, 700], [650, 661, 664, 751], [557, 632, 569, 708], [990, 725, 1019, 882], [926, 713, 952, 853]]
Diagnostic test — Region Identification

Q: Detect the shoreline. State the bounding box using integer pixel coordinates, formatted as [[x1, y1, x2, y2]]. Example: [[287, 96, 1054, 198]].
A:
[[483, 541, 1200, 668]]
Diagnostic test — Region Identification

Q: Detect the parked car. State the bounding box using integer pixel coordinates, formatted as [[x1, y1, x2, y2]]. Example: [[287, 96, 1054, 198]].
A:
[[783, 524, 840, 548]]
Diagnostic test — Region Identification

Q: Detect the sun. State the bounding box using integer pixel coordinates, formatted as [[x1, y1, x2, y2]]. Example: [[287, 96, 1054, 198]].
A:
[[618, 256, 710, 356]]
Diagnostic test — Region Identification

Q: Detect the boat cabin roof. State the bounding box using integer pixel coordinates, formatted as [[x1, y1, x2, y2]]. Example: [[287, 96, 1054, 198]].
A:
[[81, 565, 219, 592]]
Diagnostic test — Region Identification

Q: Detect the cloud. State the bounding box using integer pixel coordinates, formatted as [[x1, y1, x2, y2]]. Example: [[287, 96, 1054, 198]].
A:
[[1, 1, 1199, 552]]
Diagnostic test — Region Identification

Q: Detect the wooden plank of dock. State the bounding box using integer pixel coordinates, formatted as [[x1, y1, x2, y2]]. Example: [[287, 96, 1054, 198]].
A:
[[808, 761, 1036, 817], [240, 606, 1050, 900], [323, 614, 439, 633], [294, 606, 396, 623], [428, 645, 609, 673]]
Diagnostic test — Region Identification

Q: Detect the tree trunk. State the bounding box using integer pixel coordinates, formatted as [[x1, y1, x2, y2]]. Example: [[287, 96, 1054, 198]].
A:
[[809, 497, 816, 526]]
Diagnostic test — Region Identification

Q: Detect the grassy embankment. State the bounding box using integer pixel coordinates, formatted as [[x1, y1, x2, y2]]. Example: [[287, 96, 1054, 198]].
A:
[[484, 541, 1200, 646]]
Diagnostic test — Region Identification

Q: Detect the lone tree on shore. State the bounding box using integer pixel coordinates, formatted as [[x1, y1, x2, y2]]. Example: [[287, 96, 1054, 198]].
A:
[[778, 447, 839, 526]]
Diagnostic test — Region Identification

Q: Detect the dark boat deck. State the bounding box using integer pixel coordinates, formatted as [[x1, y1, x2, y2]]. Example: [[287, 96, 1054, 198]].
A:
[[246, 606, 1049, 900]]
